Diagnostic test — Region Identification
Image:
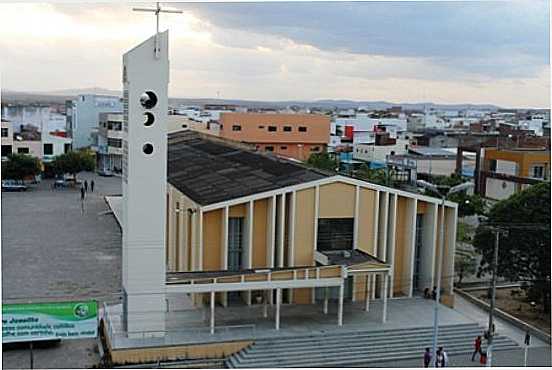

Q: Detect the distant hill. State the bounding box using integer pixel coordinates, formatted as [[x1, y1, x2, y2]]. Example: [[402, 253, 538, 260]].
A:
[[1, 88, 503, 111]]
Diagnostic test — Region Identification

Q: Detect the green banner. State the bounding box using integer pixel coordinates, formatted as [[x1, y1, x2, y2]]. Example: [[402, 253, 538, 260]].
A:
[[2, 301, 97, 343]]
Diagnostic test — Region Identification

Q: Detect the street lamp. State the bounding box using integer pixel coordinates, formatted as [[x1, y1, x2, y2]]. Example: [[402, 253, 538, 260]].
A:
[[417, 179, 474, 367]]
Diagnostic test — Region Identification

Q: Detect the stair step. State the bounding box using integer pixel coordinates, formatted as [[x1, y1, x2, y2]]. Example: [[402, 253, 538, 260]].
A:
[[250, 328, 484, 349], [234, 343, 520, 368], [238, 338, 516, 362], [242, 337, 516, 359], [255, 328, 481, 346], [225, 324, 521, 369], [233, 345, 521, 368]]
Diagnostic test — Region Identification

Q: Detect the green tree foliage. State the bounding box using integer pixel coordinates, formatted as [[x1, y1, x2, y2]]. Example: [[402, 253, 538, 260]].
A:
[[306, 152, 338, 172], [473, 182, 551, 312], [1, 154, 42, 180], [455, 254, 476, 287], [51, 150, 95, 180], [356, 164, 395, 187], [447, 192, 487, 217]]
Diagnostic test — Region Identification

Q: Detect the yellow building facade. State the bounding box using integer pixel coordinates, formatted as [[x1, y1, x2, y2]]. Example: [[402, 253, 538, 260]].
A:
[[165, 132, 458, 320]]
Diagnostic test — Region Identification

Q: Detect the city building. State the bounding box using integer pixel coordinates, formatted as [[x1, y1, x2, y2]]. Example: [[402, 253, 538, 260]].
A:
[[218, 112, 331, 161], [69, 94, 122, 149], [96, 112, 124, 173], [165, 130, 459, 315], [1, 119, 71, 162], [481, 147, 550, 200]]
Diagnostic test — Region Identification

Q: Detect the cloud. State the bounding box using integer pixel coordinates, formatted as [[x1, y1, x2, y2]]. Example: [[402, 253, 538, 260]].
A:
[[0, 1, 549, 108], [178, 0, 550, 79]]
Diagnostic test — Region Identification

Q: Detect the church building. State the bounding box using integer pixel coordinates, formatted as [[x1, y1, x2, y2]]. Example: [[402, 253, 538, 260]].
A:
[[164, 130, 458, 328]]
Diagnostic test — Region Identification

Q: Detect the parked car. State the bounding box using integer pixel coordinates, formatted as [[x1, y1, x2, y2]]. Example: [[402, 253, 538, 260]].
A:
[[2, 180, 28, 192], [98, 169, 114, 177]]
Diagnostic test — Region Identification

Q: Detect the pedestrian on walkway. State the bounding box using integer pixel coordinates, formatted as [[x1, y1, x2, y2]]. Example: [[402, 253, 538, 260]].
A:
[[80, 186, 86, 214], [431, 286, 437, 300], [90, 180, 95, 193], [84, 180, 88, 192], [423, 347, 432, 367], [472, 335, 482, 361], [436, 346, 448, 367]]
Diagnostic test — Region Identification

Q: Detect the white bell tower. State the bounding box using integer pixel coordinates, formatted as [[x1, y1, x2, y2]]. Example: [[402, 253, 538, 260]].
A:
[[121, 30, 169, 336]]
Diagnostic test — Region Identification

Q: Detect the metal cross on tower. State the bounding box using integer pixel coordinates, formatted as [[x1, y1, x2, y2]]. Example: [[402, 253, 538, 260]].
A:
[[132, 2, 182, 59]]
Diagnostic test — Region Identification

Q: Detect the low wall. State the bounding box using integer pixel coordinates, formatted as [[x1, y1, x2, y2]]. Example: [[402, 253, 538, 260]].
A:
[[454, 288, 551, 344]]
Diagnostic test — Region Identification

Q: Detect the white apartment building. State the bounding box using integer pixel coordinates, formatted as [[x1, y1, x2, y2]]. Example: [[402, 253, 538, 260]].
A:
[[353, 138, 410, 164], [96, 112, 123, 172]]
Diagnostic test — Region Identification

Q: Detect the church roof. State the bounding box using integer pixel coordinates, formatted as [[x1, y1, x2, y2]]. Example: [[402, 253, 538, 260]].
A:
[[167, 130, 329, 206]]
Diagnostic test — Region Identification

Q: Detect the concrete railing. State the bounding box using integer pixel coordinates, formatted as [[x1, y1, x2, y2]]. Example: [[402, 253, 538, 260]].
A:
[[454, 288, 551, 344]]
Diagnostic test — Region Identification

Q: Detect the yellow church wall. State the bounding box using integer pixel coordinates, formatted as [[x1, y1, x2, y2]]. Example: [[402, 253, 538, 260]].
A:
[[357, 187, 376, 254], [202, 209, 222, 271], [293, 187, 316, 304], [252, 199, 268, 268], [319, 182, 355, 218], [393, 196, 408, 296]]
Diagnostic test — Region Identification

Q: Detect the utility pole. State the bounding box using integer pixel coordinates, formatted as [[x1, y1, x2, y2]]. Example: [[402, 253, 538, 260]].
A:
[[486, 227, 508, 367]]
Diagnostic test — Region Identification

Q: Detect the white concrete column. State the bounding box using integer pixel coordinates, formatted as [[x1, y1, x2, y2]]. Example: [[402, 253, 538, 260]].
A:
[[263, 290, 268, 318], [275, 288, 281, 330], [365, 274, 371, 312], [338, 282, 344, 326], [323, 287, 329, 314], [288, 192, 296, 303], [198, 209, 204, 271], [387, 193, 398, 298], [382, 273, 388, 323], [246, 201, 254, 305], [210, 290, 215, 334], [313, 185, 319, 253], [407, 199, 418, 297], [222, 206, 229, 307], [379, 192, 389, 262], [373, 191, 380, 256], [190, 211, 197, 271], [267, 195, 276, 268], [353, 185, 360, 249], [371, 276, 376, 300], [277, 193, 286, 268]]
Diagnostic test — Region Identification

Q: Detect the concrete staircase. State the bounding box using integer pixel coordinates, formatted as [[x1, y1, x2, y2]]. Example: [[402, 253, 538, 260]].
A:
[[225, 323, 520, 368]]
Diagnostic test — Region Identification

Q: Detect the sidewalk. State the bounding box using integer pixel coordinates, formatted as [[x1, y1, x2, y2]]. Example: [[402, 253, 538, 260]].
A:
[[453, 294, 549, 347]]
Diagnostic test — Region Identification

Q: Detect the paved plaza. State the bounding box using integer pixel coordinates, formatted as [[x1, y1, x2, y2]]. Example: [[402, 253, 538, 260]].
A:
[[3, 173, 550, 368], [2, 173, 122, 369]]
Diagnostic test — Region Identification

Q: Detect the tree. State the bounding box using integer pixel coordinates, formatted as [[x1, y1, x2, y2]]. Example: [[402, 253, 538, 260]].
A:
[[447, 192, 487, 217], [473, 182, 551, 313], [356, 164, 395, 187], [1, 154, 42, 180], [51, 150, 95, 181], [306, 152, 338, 172], [455, 254, 476, 287]]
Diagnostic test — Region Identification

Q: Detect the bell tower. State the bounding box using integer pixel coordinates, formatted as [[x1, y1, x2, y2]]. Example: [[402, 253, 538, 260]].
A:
[[121, 31, 169, 336]]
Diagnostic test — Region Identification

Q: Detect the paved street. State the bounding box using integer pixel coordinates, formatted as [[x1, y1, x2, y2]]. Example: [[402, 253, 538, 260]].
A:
[[2, 172, 122, 369]]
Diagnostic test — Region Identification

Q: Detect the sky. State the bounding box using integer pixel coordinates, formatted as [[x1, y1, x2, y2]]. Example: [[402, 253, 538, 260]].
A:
[[0, 1, 550, 108]]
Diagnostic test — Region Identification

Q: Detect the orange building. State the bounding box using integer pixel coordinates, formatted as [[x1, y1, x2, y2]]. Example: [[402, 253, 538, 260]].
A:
[[218, 112, 330, 161]]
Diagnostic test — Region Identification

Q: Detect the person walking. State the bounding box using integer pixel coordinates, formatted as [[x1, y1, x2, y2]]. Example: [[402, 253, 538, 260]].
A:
[[472, 335, 482, 361], [80, 185, 86, 215], [90, 179, 95, 193], [423, 347, 432, 368], [84, 180, 88, 192], [440, 347, 449, 367], [431, 286, 437, 301]]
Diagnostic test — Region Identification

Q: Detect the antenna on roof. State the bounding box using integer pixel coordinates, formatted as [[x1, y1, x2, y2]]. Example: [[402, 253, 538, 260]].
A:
[[132, 2, 182, 59]]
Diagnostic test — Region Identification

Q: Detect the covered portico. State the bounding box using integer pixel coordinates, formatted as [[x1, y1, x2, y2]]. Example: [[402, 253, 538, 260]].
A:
[[166, 253, 391, 335]]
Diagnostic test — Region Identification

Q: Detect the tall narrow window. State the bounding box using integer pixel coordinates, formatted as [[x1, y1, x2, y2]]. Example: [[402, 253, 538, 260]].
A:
[[228, 217, 244, 271]]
